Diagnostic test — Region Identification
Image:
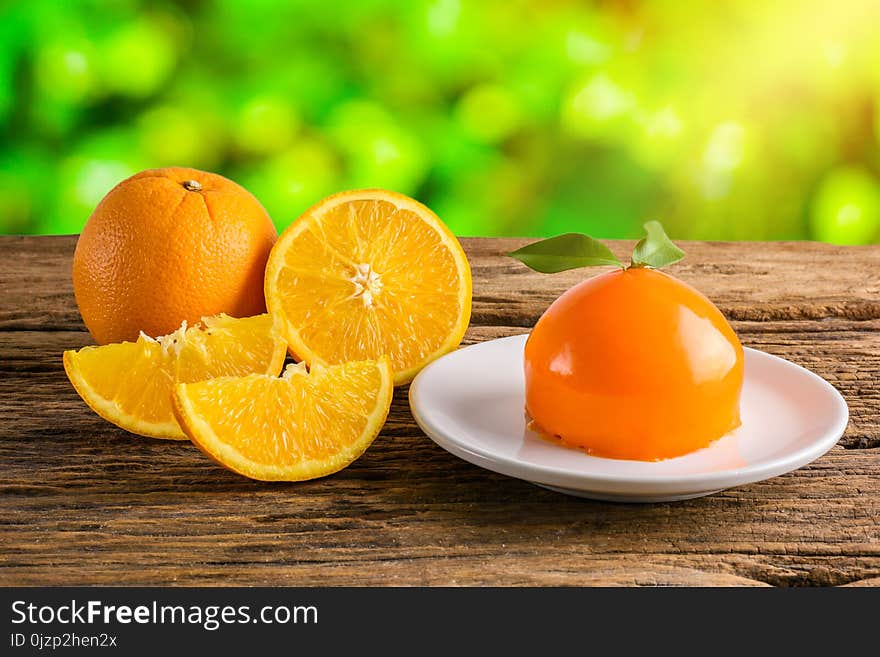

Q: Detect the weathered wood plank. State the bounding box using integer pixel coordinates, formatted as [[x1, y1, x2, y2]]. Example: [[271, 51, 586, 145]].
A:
[[1, 445, 878, 587], [0, 235, 878, 587], [3, 321, 877, 451], [2, 236, 879, 330]]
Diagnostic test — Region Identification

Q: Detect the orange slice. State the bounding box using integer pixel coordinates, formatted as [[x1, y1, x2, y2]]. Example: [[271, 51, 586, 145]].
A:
[[172, 358, 393, 481], [63, 314, 286, 440], [264, 189, 472, 385]]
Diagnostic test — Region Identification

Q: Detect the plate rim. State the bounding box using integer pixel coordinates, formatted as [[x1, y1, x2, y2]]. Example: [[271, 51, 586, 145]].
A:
[[409, 334, 849, 495]]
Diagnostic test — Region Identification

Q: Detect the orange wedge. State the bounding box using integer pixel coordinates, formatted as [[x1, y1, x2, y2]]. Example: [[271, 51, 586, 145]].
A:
[[264, 189, 472, 385], [172, 358, 393, 481], [63, 314, 286, 440]]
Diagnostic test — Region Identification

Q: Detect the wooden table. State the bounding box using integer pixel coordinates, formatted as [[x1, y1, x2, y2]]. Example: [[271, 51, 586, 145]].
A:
[[1, 235, 878, 586]]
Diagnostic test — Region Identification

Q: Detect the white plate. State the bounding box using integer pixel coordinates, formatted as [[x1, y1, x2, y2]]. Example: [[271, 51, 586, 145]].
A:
[[409, 334, 848, 502]]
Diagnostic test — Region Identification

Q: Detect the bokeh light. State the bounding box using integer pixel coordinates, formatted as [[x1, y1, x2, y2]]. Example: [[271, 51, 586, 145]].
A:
[[1, 0, 879, 243]]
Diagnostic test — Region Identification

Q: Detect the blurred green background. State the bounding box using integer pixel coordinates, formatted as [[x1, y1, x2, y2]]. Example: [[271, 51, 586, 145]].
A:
[[2, 0, 880, 242]]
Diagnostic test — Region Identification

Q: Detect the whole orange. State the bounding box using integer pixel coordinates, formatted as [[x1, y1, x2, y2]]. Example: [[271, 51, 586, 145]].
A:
[[73, 167, 277, 344]]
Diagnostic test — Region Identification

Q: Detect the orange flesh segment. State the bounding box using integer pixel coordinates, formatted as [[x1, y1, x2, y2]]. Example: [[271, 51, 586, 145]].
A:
[[63, 314, 286, 440], [173, 358, 393, 481]]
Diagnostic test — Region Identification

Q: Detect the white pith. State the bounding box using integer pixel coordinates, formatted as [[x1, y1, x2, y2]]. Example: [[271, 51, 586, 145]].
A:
[[349, 262, 383, 308]]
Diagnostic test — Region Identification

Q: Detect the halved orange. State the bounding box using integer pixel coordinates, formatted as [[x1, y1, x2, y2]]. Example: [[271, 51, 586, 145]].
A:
[[264, 189, 472, 385], [172, 358, 393, 481], [63, 314, 286, 439]]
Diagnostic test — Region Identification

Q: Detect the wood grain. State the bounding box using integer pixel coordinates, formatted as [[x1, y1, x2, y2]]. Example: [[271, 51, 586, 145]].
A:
[[1, 235, 878, 587]]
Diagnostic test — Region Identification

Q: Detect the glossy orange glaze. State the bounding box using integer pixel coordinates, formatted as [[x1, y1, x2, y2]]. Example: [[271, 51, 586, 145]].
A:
[[524, 267, 744, 461]]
